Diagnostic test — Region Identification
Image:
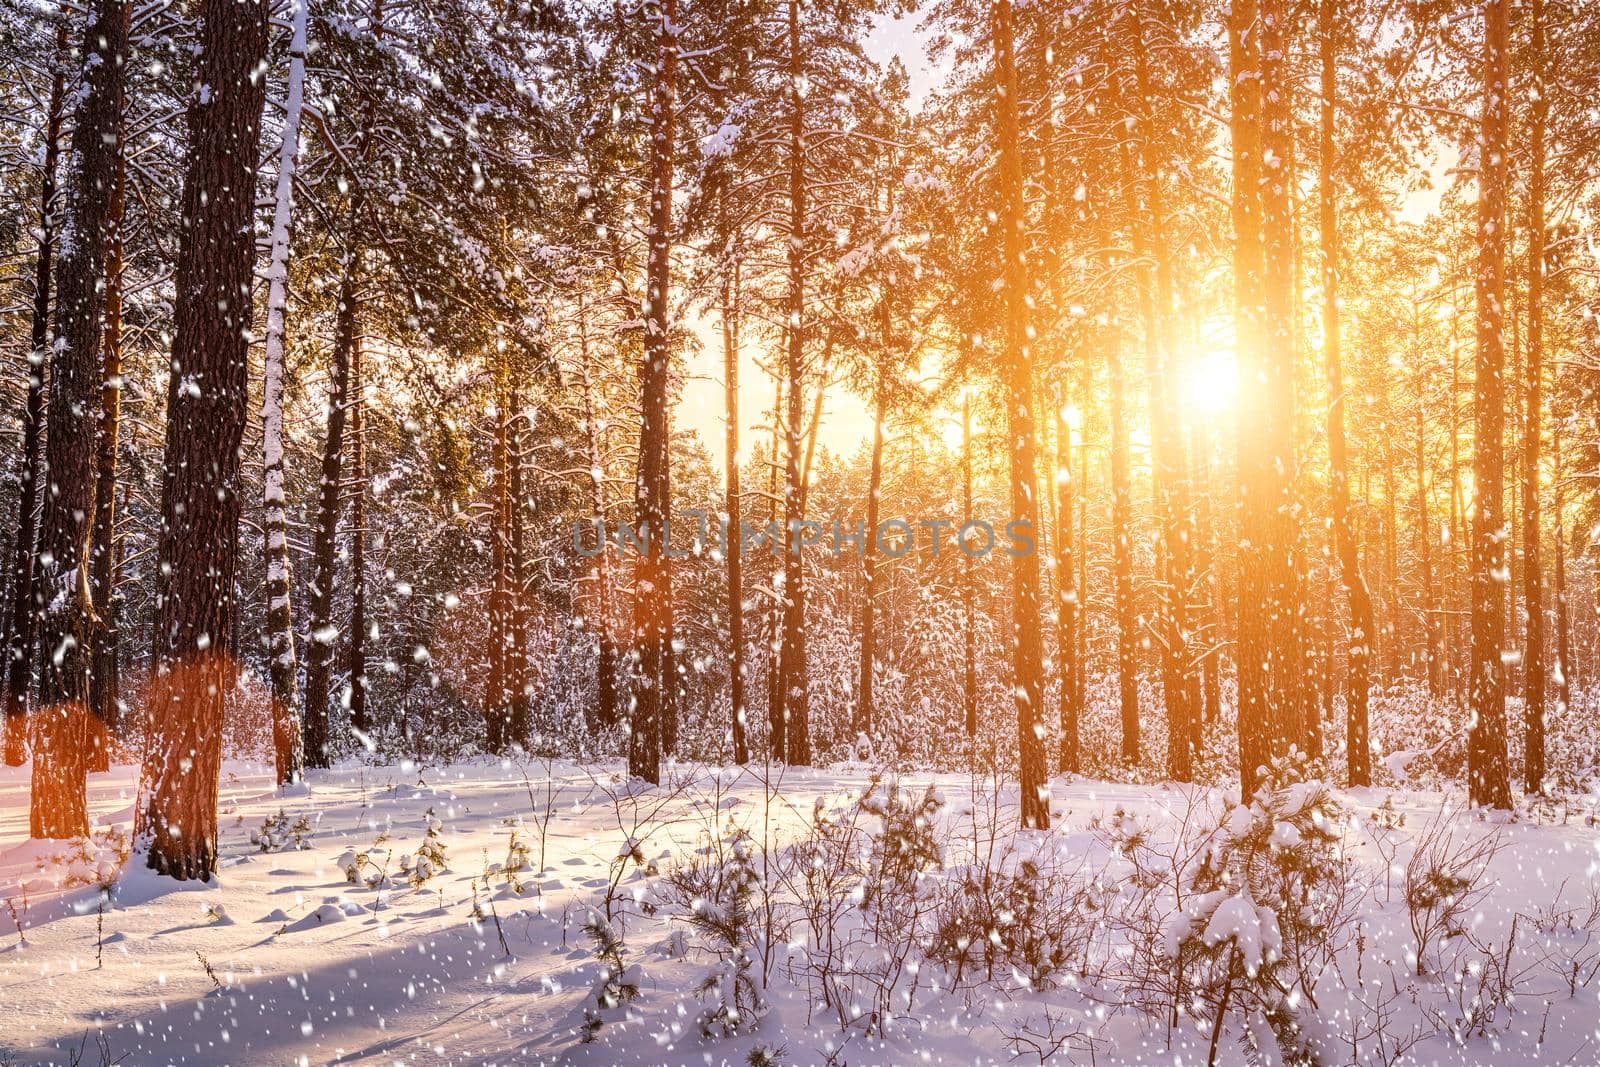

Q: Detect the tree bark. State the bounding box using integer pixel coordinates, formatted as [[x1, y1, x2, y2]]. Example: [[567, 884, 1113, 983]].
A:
[[140, 0, 268, 879], [1468, 0, 1512, 809], [775, 0, 810, 767], [261, 0, 310, 786], [963, 383, 978, 740], [87, 55, 128, 774], [3, 19, 69, 768], [1053, 387, 1078, 771], [31, 0, 127, 838], [578, 294, 618, 731], [1521, 0, 1547, 794], [994, 0, 1049, 829], [347, 336, 369, 738], [856, 365, 886, 740], [630, 0, 676, 784], [1110, 328, 1139, 765], [722, 260, 747, 762], [303, 266, 358, 768]]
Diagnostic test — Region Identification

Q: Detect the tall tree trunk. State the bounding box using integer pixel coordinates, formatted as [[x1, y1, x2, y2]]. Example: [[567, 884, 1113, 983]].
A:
[[994, 0, 1049, 829], [1127, 1, 1195, 781], [1260, 0, 1301, 756], [578, 295, 618, 730], [856, 365, 886, 739], [1110, 328, 1139, 765], [1553, 419, 1572, 708], [260, 0, 309, 786], [1230, 0, 1268, 798], [963, 382, 978, 740], [31, 0, 126, 838], [1053, 387, 1078, 771], [775, 0, 810, 766], [302, 267, 358, 768], [766, 375, 785, 760], [630, 0, 676, 784], [2, 19, 69, 769], [508, 382, 531, 746], [1521, 0, 1547, 794], [1417, 394, 1443, 695], [722, 261, 747, 762], [140, 0, 268, 878], [88, 59, 128, 775], [486, 369, 509, 751], [347, 337, 369, 737], [1468, 0, 1512, 809], [1234, 0, 1298, 796]]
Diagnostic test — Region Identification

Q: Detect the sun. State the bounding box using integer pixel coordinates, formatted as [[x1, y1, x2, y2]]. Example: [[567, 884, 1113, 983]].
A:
[[1183, 345, 1237, 416]]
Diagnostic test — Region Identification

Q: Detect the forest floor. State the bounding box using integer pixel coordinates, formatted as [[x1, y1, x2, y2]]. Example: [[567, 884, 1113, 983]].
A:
[[2, 755, 1600, 1066]]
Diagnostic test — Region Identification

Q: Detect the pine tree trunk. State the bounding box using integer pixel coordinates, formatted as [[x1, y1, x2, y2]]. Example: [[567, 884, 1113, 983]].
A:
[[1259, 0, 1302, 759], [723, 264, 747, 762], [630, 0, 676, 785], [486, 366, 512, 752], [140, 0, 268, 879], [856, 367, 885, 740], [1127, 2, 1195, 782], [87, 61, 128, 775], [1053, 389, 1078, 772], [1521, 0, 1547, 794], [578, 295, 618, 730], [962, 384, 978, 740], [1418, 396, 1443, 696], [261, 0, 309, 786], [1554, 422, 1573, 707], [31, 0, 127, 839], [775, 0, 810, 767], [1110, 328, 1139, 765], [2, 21, 70, 768], [766, 376, 786, 760], [303, 266, 358, 768], [1468, 0, 1513, 809], [508, 382, 531, 746], [347, 337, 368, 738], [5, 19, 72, 769], [994, 0, 1048, 828]]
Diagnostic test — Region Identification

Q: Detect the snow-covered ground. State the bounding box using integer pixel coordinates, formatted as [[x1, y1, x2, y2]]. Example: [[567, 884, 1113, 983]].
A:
[[2, 758, 1600, 1066]]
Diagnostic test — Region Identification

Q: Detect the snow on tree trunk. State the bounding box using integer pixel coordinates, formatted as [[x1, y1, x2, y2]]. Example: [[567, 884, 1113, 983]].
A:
[[260, 0, 310, 787]]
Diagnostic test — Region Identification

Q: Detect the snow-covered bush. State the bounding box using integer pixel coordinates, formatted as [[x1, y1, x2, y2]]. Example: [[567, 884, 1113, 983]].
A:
[[251, 809, 313, 852], [928, 851, 1094, 991], [405, 808, 448, 887], [664, 825, 766, 1037], [337, 830, 393, 889], [1160, 754, 1355, 1066], [579, 913, 639, 1042]]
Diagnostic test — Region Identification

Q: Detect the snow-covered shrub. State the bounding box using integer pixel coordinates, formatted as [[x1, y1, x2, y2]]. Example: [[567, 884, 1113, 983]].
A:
[[928, 851, 1095, 991], [579, 913, 639, 1042], [664, 825, 766, 1037], [35, 827, 131, 890], [337, 830, 393, 889], [405, 808, 448, 887], [251, 809, 313, 852], [1160, 754, 1355, 1066], [1403, 805, 1499, 975], [778, 777, 943, 1037]]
